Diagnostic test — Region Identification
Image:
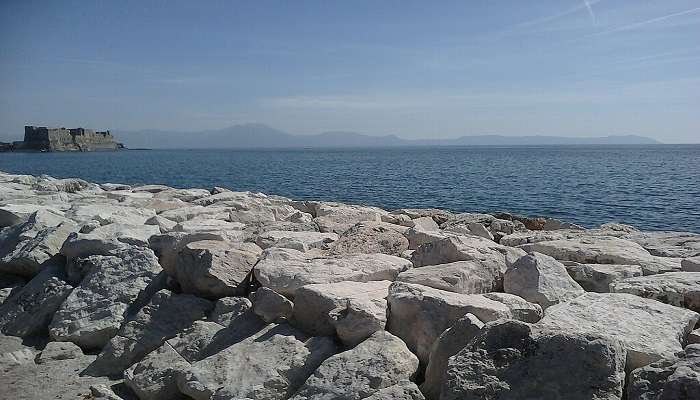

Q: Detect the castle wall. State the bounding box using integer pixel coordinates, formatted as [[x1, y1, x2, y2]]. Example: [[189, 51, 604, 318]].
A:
[[21, 126, 120, 151]]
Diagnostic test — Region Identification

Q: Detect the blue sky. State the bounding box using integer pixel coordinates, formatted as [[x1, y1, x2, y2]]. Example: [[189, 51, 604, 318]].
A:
[[1, 0, 699, 142]]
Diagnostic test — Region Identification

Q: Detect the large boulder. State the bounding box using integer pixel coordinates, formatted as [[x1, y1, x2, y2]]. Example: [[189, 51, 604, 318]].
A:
[[48, 247, 163, 349], [326, 221, 409, 256], [254, 248, 411, 297], [172, 240, 261, 298], [537, 292, 700, 370], [86, 290, 212, 376], [310, 202, 385, 234], [289, 331, 419, 400], [148, 231, 229, 274], [503, 252, 584, 309], [0, 264, 73, 337], [421, 313, 484, 400], [386, 281, 511, 365], [610, 272, 700, 312], [404, 228, 456, 250], [172, 218, 245, 236], [363, 380, 425, 400], [624, 231, 700, 258], [67, 204, 156, 226], [440, 320, 626, 400], [0, 210, 78, 277], [255, 230, 338, 252], [566, 263, 644, 292], [519, 236, 682, 275], [0, 204, 66, 228], [293, 280, 390, 346], [158, 205, 230, 223], [60, 223, 160, 261], [627, 343, 700, 400], [683, 256, 700, 272], [397, 260, 501, 294], [250, 286, 294, 323], [410, 235, 525, 291], [177, 323, 337, 400]]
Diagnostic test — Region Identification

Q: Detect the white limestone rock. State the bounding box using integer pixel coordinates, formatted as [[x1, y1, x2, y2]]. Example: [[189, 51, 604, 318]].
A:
[[86, 290, 212, 376], [518, 236, 682, 275], [363, 380, 425, 400], [0, 264, 73, 337], [682, 256, 700, 272], [421, 313, 484, 400], [173, 240, 261, 298], [481, 292, 543, 323], [66, 204, 156, 226], [255, 230, 338, 252], [610, 272, 700, 312], [396, 260, 501, 294], [254, 247, 411, 297], [36, 341, 84, 364], [407, 216, 439, 231], [49, 247, 163, 349], [404, 227, 456, 250], [627, 344, 700, 400], [289, 331, 419, 400], [148, 231, 229, 274], [504, 252, 584, 309], [292, 280, 389, 345], [159, 205, 230, 223], [177, 323, 337, 400], [441, 319, 626, 400], [566, 263, 644, 292], [60, 223, 160, 261], [536, 292, 700, 370], [250, 286, 294, 322], [0, 204, 65, 228], [145, 215, 177, 232], [386, 281, 511, 365], [624, 230, 700, 258], [326, 221, 410, 256], [210, 296, 253, 326], [411, 235, 525, 274], [311, 202, 384, 234], [172, 217, 245, 235]]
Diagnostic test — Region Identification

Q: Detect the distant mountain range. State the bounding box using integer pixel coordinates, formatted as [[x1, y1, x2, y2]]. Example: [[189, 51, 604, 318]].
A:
[[107, 124, 660, 148]]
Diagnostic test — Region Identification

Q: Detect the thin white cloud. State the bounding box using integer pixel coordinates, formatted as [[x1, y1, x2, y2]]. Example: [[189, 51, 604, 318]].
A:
[[588, 6, 700, 37], [514, 0, 602, 28], [583, 0, 597, 25]]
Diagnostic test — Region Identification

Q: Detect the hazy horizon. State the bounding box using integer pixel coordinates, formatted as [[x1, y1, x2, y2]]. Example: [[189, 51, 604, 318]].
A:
[[1, 1, 699, 143]]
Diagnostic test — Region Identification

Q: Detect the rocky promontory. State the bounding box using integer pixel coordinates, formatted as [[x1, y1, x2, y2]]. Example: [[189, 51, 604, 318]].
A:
[[1, 170, 699, 399]]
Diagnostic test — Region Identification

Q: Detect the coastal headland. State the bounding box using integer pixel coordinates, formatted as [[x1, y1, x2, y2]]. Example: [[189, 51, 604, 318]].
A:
[[1, 171, 699, 399]]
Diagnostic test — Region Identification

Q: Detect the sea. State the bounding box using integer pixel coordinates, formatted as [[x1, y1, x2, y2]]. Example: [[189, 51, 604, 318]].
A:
[[2, 145, 699, 233]]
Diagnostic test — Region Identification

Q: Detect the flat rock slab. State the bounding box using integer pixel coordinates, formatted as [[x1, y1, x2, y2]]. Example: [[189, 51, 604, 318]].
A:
[[627, 343, 700, 400], [326, 221, 409, 256], [396, 260, 500, 294], [386, 281, 511, 365], [504, 252, 584, 309], [610, 272, 700, 312], [254, 248, 411, 297], [683, 256, 700, 271], [61, 224, 160, 261], [441, 319, 626, 400], [86, 290, 212, 377], [177, 323, 337, 400], [173, 240, 261, 298], [536, 292, 700, 370], [518, 236, 681, 275], [292, 280, 390, 345], [624, 231, 700, 258], [289, 330, 419, 400], [255, 230, 338, 252], [566, 263, 644, 292], [49, 247, 163, 349], [0, 264, 73, 337]]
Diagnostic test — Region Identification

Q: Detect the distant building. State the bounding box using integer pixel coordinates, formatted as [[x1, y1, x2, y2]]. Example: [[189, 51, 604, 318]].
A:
[[12, 126, 123, 152]]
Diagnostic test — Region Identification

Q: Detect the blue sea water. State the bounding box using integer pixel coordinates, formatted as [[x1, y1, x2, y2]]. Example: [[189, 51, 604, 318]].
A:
[[1, 145, 699, 232]]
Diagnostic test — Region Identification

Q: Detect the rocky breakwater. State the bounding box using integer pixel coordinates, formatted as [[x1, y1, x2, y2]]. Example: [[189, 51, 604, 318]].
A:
[[1, 170, 700, 400]]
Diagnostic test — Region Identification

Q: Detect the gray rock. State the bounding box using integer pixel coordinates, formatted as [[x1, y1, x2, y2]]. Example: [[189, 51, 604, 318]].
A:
[[292, 280, 389, 346], [0, 273, 24, 304], [610, 272, 700, 312], [0, 264, 73, 337], [0, 334, 36, 369], [386, 281, 511, 365], [0, 204, 65, 228], [289, 331, 419, 400], [250, 286, 294, 322], [125, 343, 191, 400], [177, 323, 337, 400], [627, 344, 700, 400], [49, 247, 163, 349], [518, 236, 682, 275], [67, 204, 156, 226], [397, 260, 500, 294], [481, 292, 543, 323], [60, 223, 160, 261], [363, 380, 425, 400], [421, 313, 484, 400], [410, 235, 526, 291], [404, 227, 456, 250], [624, 231, 700, 258], [145, 215, 177, 232], [173, 218, 245, 236], [254, 248, 411, 297], [159, 205, 230, 223], [326, 221, 409, 256], [683, 256, 700, 272], [504, 252, 584, 309], [86, 290, 212, 376], [148, 231, 229, 274], [537, 292, 700, 370], [690, 328, 700, 344], [173, 240, 261, 298], [441, 319, 626, 400], [407, 216, 439, 231], [255, 230, 338, 252], [566, 263, 644, 292], [35, 341, 83, 364], [209, 296, 253, 326], [311, 202, 384, 234]]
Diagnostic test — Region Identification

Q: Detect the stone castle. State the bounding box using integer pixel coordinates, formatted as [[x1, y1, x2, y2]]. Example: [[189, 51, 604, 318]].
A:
[[12, 126, 123, 152]]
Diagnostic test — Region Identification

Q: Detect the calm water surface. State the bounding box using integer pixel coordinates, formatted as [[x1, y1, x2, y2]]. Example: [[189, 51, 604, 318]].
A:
[[1, 145, 699, 232]]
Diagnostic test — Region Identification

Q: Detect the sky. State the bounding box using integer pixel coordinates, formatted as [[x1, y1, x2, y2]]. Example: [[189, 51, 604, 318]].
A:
[[1, 0, 699, 143]]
